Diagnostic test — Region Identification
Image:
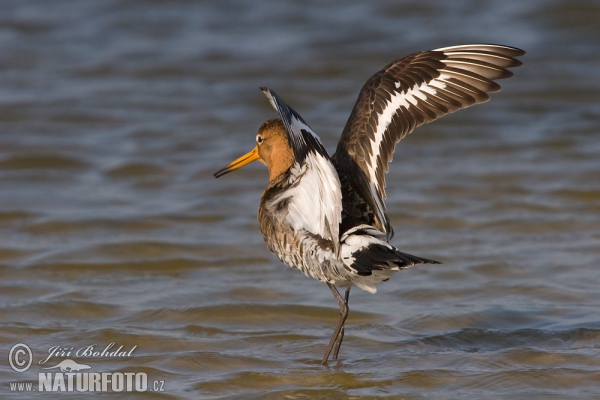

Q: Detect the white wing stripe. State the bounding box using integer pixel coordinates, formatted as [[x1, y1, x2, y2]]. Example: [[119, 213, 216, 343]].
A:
[[430, 74, 450, 88], [368, 79, 447, 194], [368, 63, 495, 195]]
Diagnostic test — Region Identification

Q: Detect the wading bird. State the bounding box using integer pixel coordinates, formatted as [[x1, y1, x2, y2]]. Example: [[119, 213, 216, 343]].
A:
[[214, 44, 524, 364]]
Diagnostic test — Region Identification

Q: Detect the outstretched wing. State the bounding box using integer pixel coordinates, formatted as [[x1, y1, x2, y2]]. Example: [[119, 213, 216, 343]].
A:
[[332, 44, 525, 237]]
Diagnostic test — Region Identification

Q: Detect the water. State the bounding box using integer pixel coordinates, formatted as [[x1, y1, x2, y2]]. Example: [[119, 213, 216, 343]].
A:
[[1, 0, 599, 398]]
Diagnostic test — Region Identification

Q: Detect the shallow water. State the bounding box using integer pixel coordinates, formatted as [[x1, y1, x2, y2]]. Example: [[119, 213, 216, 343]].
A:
[[1, 0, 599, 398]]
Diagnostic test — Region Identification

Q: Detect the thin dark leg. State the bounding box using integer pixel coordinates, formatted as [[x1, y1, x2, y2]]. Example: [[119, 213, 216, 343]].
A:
[[332, 287, 350, 359], [321, 284, 349, 365]]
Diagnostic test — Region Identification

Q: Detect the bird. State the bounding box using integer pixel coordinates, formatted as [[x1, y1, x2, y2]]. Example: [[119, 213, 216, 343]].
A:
[[214, 44, 524, 364]]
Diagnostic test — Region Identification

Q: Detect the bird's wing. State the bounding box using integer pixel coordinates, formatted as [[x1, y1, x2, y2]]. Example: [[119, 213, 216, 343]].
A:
[[333, 44, 525, 237], [261, 87, 343, 250], [261, 87, 329, 162]]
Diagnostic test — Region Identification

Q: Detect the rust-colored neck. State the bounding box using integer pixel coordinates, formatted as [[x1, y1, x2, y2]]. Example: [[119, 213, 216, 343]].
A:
[[257, 119, 295, 182]]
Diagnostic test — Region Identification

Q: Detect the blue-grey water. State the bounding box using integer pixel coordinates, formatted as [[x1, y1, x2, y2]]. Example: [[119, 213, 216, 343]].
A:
[[0, 1, 599, 398]]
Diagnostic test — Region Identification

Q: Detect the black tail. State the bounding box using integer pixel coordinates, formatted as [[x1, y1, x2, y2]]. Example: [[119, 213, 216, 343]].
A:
[[395, 250, 441, 267], [349, 242, 440, 277]]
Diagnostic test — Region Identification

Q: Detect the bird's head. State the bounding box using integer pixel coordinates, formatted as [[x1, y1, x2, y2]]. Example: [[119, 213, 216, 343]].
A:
[[214, 118, 294, 182]]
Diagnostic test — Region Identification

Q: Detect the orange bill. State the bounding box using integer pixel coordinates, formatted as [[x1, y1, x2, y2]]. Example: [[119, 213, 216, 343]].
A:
[[214, 146, 261, 178]]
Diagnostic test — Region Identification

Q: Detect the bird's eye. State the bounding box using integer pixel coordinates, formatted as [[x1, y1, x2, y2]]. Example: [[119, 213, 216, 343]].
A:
[[256, 134, 264, 145]]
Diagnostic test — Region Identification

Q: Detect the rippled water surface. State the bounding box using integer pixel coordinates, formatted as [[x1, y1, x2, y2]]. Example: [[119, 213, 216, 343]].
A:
[[1, 0, 599, 398]]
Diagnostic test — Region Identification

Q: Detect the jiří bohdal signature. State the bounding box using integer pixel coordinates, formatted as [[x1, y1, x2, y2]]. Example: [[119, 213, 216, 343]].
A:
[[39, 342, 137, 365]]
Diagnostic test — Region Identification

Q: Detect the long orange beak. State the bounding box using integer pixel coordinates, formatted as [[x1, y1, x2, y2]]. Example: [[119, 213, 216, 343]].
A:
[[214, 146, 261, 178]]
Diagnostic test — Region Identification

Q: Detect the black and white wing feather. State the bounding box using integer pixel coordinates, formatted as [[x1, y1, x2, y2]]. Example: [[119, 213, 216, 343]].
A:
[[261, 87, 329, 162], [332, 44, 525, 237]]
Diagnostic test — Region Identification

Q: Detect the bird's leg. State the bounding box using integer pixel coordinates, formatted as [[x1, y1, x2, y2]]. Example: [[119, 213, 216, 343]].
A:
[[321, 283, 350, 365], [332, 287, 350, 359]]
